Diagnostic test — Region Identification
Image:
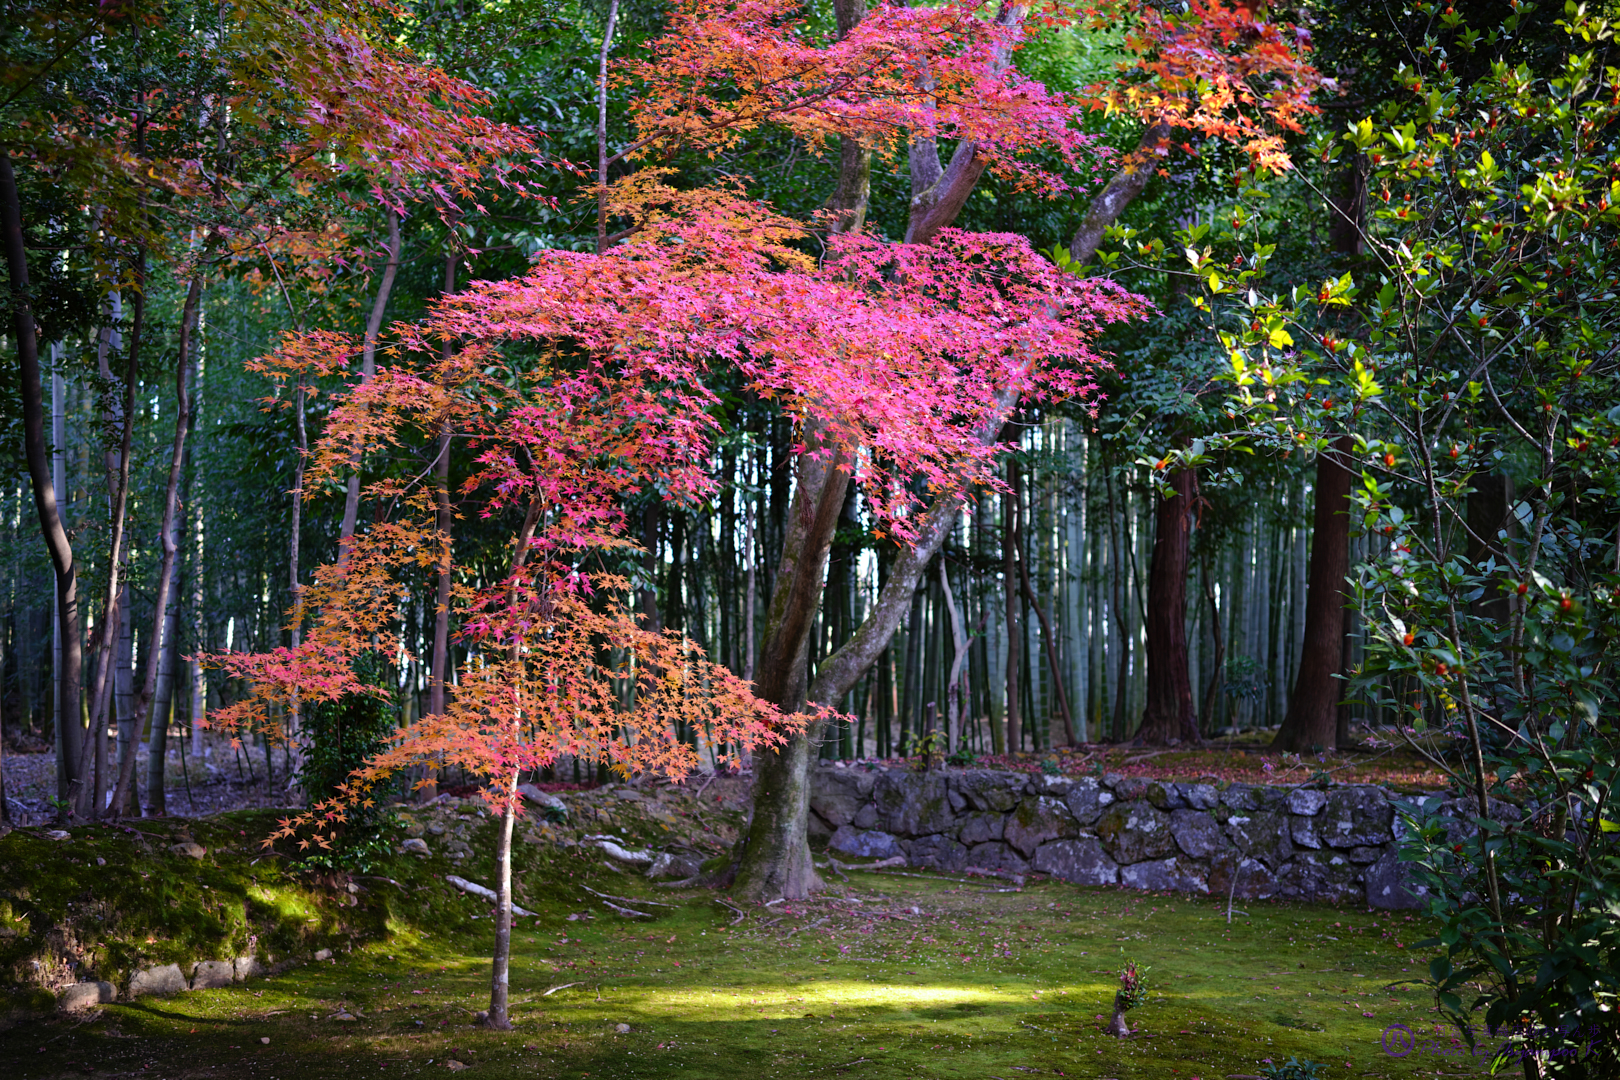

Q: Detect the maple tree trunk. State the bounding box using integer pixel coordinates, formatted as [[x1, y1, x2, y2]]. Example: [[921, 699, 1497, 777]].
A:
[[1137, 468, 1200, 745], [1272, 437, 1354, 753], [113, 272, 200, 816], [730, 428, 850, 901], [2, 151, 85, 813], [1069, 122, 1171, 266], [484, 770, 519, 1029]]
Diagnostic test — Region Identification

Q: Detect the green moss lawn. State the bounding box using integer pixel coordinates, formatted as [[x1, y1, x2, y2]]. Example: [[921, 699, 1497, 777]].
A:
[[1, 807, 1498, 1080]]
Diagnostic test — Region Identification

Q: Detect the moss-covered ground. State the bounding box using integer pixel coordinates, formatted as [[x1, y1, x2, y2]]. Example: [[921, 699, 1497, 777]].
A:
[[1, 804, 1499, 1080]]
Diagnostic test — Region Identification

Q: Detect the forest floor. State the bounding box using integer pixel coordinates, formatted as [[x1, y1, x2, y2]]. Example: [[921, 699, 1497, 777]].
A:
[[3, 800, 1499, 1080], [904, 729, 1456, 792]]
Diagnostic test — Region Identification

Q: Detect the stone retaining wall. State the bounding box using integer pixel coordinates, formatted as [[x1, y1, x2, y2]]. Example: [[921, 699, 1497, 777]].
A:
[[809, 764, 1432, 909]]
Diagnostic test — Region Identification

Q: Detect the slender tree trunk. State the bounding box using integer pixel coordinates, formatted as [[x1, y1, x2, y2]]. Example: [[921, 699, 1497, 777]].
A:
[[1272, 437, 1354, 752], [1199, 550, 1225, 737], [484, 768, 519, 1029], [82, 254, 143, 819], [1003, 452, 1023, 754], [485, 499, 541, 1028], [422, 248, 458, 803], [938, 560, 969, 755], [1070, 123, 1171, 266], [1138, 468, 1200, 745], [595, 0, 620, 254], [336, 208, 401, 570], [1015, 471, 1075, 746], [1107, 467, 1129, 742], [115, 272, 202, 816]]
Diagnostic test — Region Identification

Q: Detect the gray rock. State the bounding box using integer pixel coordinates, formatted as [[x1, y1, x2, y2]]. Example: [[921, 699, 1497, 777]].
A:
[[1224, 810, 1295, 867], [1095, 801, 1175, 864], [851, 803, 880, 829], [1030, 774, 1076, 798], [1287, 789, 1328, 816], [1112, 776, 1153, 802], [129, 964, 188, 997], [1171, 809, 1231, 859], [235, 956, 266, 981], [1149, 783, 1186, 810], [315, 948, 334, 961], [1290, 815, 1323, 850], [1004, 796, 1076, 858], [1180, 784, 1219, 810], [1277, 852, 1363, 904], [807, 810, 832, 842], [874, 771, 953, 836], [1346, 846, 1384, 864], [1120, 857, 1207, 894], [955, 811, 1005, 846], [1366, 848, 1430, 910], [1207, 856, 1279, 900], [59, 982, 115, 1011], [400, 838, 430, 857], [1062, 777, 1115, 826], [953, 770, 1025, 813], [191, 960, 235, 990], [169, 842, 207, 859], [809, 769, 876, 828], [945, 786, 969, 814], [427, 821, 447, 836], [906, 834, 968, 872], [1321, 786, 1395, 849], [965, 841, 1029, 875], [44, 829, 71, 841], [1220, 784, 1261, 812], [1032, 838, 1117, 886], [646, 852, 703, 880], [828, 826, 903, 861]]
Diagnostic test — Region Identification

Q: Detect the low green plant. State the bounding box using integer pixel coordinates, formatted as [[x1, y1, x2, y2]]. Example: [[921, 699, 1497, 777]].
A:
[[1259, 1058, 1328, 1080]]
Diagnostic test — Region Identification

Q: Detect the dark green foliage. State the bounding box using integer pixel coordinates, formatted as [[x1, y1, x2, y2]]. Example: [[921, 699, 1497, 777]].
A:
[[296, 654, 401, 873]]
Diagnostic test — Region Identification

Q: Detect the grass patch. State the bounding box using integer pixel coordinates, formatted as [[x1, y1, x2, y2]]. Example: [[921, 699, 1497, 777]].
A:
[[4, 814, 1494, 1079]]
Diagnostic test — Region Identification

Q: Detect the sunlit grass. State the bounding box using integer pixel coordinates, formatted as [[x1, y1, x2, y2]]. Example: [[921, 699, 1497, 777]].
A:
[[4, 813, 1497, 1079]]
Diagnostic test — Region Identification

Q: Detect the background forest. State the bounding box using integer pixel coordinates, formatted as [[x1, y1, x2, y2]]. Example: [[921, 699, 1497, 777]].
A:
[[6, 0, 1620, 1066]]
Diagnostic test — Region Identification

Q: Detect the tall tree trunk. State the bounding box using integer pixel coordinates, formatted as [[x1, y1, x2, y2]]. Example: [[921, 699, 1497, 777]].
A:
[[112, 592, 135, 814], [1198, 549, 1226, 738], [82, 254, 143, 819], [1107, 466, 1130, 742], [336, 208, 401, 570], [595, 0, 620, 254], [938, 560, 969, 755], [1272, 437, 1354, 752], [1137, 468, 1200, 745], [1003, 452, 1023, 753], [1015, 465, 1075, 746], [116, 272, 202, 816]]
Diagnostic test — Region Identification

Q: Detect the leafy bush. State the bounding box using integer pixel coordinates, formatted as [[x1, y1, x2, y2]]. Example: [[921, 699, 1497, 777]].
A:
[[1259, 1058, 1327, 1080]]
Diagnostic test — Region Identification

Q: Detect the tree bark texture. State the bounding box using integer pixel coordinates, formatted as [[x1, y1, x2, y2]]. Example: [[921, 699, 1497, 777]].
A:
[[1069, 123, 1171, 266], [422, 248, 458, 803], [1272, 437, 1355, 752], [730, 430, 851, 901], [1137, 468, 1200, 745]]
